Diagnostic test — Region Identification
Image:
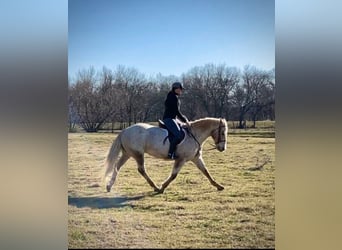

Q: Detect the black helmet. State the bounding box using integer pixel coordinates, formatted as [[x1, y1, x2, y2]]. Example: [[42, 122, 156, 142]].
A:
[[172, 82, 184, 90]]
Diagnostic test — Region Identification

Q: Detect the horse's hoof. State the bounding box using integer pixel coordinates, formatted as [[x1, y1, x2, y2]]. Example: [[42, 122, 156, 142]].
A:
[[106, 185, 111, 192], [217, 186, 224, 191], [156, 188, 164, 194]]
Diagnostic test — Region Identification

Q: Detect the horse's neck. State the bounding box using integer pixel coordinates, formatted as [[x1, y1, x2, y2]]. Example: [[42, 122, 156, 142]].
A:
[[191, 119, 219, 144]]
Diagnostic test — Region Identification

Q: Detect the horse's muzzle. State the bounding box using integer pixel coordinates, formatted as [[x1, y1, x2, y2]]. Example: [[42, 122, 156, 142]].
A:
[[216, 145, 226, 152]]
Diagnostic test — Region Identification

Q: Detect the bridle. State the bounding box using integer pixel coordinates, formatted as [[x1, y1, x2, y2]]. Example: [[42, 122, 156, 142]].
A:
[[187, 118, 227, 153], [215, 119, 227, 144], [208, 118, 227, 150]]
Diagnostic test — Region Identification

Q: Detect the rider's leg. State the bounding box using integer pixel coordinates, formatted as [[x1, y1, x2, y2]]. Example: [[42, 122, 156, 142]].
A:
[[163, 118, 183, 159], [168, 136, 178, 159]]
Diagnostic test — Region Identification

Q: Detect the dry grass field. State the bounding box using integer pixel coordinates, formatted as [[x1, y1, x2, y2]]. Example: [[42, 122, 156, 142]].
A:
[[68, 122, 275, 248]]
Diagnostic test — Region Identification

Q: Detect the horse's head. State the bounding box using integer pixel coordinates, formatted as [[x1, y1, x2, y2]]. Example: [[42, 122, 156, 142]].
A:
[[210, 118, 228, 152]]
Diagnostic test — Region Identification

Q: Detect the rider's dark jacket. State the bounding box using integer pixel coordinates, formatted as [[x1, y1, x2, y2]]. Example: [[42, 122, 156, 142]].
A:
[[162, 90, 187, 123]]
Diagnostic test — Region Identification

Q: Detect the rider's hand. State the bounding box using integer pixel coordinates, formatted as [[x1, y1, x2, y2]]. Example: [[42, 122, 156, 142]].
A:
[[186, 120, 191, 128]]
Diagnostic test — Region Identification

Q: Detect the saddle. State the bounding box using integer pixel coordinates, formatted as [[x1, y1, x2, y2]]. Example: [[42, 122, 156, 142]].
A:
[[158, 120, 188, 145]]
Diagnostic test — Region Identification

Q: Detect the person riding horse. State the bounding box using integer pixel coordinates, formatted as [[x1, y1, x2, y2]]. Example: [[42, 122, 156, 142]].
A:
[[162, 82, 191, 159]]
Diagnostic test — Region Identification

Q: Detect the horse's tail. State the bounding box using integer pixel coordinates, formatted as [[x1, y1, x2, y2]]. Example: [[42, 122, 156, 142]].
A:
[[103, 132, 123, 180]]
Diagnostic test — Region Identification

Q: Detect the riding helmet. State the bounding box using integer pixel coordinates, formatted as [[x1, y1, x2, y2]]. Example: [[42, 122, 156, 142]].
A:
[[172, 82, 184, 90]]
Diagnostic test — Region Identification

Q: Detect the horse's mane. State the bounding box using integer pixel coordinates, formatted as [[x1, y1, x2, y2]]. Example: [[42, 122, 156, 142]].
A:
[[190, 117, 227, 130], [191, 117, 225, 123]]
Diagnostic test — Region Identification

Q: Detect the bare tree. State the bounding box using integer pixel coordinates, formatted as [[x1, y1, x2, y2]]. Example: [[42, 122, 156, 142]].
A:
[[68, 66, 115, 132], [68, 77, 79, 132], [232, 65, 255, 128], [232, 65, 275, 128], [181, 66, 207, 119], [68, 64, 275, 132], [182, 64, 239, 120], [113, 65, 147, 126], [247, 67, 275, 127]]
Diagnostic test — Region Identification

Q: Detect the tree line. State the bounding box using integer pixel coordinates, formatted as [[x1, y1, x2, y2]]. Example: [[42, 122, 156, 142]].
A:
[[68, 64, 275, 132]]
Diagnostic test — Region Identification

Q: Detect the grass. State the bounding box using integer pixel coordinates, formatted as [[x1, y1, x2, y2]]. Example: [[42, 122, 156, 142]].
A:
[[68, 124, 275, 248]]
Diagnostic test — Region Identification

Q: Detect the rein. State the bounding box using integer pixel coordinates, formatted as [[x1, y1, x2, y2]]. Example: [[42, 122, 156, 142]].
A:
[[187, 126, 202, 157], [189, 119, 227, 152], [206, 145, 217, 151]]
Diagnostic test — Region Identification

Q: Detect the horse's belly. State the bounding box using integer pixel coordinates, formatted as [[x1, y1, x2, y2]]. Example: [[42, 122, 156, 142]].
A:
[[144, 128, 170, 158], [145, 140, 169, 158]]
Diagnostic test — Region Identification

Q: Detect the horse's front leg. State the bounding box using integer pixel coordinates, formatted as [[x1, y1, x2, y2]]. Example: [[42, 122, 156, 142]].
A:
[[159, 159, 186, 193], [191, 156, 224, 191]]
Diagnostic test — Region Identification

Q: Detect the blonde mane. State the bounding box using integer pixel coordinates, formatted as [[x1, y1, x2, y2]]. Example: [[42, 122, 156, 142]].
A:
[[191, 117, 226, 131]]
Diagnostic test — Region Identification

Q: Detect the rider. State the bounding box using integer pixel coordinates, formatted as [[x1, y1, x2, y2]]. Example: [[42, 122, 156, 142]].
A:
[[163, 82, 190, 159]]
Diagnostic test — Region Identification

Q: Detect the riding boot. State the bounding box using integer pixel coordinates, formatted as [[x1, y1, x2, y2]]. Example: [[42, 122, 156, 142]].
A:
[[168, 138, 178, 159]]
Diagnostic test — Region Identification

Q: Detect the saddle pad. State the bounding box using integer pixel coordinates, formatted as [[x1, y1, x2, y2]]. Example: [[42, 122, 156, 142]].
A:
[[158, 120, 186, 145]]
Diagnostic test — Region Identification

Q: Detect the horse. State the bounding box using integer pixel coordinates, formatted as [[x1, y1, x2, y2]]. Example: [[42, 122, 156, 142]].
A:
[[104, 117, 228, 194]]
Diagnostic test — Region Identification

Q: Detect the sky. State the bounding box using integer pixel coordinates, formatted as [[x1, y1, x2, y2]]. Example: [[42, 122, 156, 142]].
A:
[[68, 0, 274, 78]]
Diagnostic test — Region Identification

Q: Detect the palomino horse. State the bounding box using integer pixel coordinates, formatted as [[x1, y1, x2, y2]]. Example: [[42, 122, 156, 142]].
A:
[[104, 117, 227, 194]]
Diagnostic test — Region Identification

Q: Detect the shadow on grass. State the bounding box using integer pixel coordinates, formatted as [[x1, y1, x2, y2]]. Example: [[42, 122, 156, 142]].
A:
[[68, 191, 159, 209]]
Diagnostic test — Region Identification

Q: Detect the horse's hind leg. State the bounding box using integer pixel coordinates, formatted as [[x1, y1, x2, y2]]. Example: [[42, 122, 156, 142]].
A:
[[106, 153, 129, 192], [159, 159, 186, 193], [134, 154, 160, 192]]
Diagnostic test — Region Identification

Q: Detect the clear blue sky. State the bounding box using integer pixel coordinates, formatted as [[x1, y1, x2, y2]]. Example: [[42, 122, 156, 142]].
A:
[[68, 0, 274, 78]]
